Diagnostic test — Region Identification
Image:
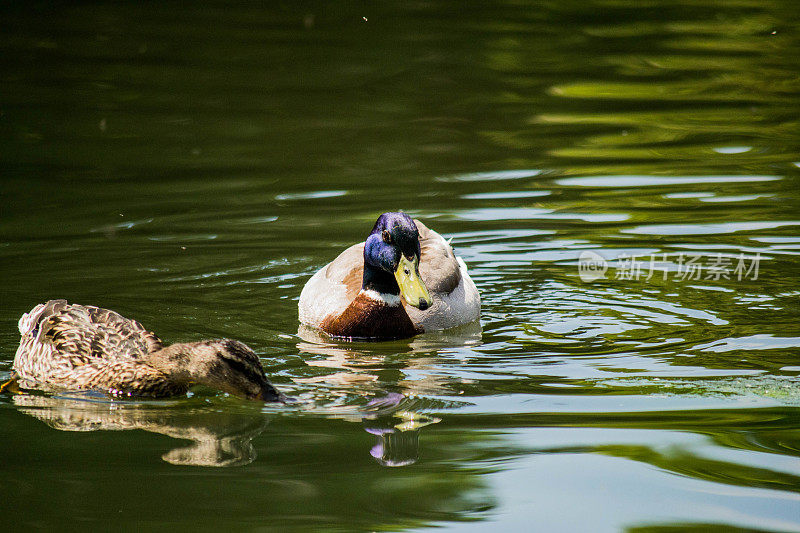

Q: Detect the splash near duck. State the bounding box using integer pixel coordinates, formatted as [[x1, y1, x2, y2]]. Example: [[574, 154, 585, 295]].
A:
[[299, 212, 481, 340], [10, 300, 283, 402]]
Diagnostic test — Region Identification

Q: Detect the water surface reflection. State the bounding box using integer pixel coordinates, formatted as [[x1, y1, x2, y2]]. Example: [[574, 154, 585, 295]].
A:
[[13, 394, 268, 467]]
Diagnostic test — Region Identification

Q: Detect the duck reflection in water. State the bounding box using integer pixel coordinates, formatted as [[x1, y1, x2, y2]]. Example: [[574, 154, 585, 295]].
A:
[[296, 325, 479, 466], [11, 392, 269, 467], [362, 393, 441, 467]]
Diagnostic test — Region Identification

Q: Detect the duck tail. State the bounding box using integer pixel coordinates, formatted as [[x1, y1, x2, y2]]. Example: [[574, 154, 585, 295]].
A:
[[18, 299, 68, 336]]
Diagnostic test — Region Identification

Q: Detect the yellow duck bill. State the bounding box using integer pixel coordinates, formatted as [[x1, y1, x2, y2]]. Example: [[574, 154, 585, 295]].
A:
[[394, 255, 432, 310]]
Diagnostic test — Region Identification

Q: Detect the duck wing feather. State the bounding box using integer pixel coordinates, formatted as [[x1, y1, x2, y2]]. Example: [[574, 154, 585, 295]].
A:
[[15, 300, 163, 376], [38, 301, 163, 361], [414, 219, 462, 295]]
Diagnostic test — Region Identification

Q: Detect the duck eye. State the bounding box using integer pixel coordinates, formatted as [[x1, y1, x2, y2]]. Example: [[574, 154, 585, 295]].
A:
[[382, 230, 392, 244], [404, 267, 410, 275]]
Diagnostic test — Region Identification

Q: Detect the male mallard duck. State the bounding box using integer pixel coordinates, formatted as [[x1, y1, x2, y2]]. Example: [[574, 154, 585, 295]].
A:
[[9, 300, 283, 401], [299, 212, 480, 339]]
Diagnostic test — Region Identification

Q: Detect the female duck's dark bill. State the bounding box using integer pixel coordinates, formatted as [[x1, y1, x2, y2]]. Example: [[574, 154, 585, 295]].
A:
[[253, 382, 287, 402], [394, 253, 432, 309]]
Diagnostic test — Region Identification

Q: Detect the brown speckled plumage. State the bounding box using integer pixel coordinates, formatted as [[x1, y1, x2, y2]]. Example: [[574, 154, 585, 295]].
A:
[[12, 300, 282, 401]]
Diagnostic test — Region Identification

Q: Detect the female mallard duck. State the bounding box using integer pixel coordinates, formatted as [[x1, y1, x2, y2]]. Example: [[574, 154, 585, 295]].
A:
[[299, 212, 480, 339], [9, 300, 283, 401]]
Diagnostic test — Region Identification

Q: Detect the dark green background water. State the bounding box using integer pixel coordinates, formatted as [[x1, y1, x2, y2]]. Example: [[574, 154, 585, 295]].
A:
[[2, 1, 799, 531]]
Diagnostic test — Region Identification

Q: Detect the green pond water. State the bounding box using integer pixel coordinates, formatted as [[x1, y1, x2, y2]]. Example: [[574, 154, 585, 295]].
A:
[[2, 1, 800, 531]]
